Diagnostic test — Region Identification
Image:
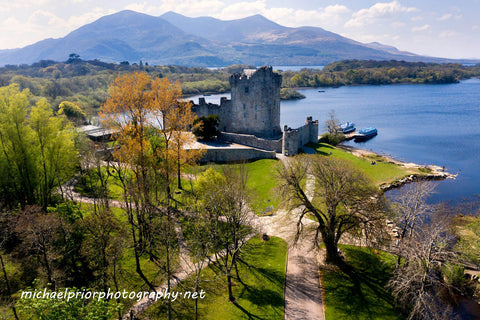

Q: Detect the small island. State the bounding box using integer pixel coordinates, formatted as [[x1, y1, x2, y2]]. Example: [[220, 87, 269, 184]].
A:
[[280, 88, 306, 100]]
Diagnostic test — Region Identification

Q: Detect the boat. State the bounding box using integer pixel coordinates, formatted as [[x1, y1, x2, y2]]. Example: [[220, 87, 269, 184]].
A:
[[354, 127, 377, 142], [340, 122, 356, 134]]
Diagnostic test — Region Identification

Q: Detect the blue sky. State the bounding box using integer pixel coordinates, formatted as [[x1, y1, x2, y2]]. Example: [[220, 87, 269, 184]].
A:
[[0, 0, 479, 59]]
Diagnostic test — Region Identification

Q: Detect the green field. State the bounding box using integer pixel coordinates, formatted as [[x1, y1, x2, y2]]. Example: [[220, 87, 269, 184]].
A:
[[311, 142, 420, 186], [322, 245, 403, 320], [143, 236, 288, 320]]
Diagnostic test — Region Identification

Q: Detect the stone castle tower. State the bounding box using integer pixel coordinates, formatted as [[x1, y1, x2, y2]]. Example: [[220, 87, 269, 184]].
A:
[[229, 66, 282, 138], [191, 66, 318, 156]]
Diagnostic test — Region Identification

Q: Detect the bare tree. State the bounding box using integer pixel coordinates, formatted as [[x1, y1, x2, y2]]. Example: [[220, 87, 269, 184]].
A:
[[387, 211, 458, 320], [15, 206, 61, 289], [390, 182, 437, 265], [278, 155, 388, 264], [325, 109, 339, 135], [324, 110, 344, 145], [391, 181, 437, 240]]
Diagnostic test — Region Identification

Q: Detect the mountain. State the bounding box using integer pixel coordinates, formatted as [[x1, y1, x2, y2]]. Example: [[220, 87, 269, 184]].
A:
[[0, 10, 473, 67]]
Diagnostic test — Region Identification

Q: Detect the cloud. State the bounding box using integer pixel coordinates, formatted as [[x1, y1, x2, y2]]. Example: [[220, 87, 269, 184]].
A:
[[28, 10, 63, 26], [345, 1, 417, 28], [124, 0, 225, 17], [411, 24, 430, 32], [219, 0, 266, 20], [437, 13, 452, 21], [439, 30, 460, 38]]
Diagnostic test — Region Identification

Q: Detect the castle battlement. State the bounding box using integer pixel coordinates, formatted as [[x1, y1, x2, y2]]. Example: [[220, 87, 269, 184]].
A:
[[191, 66, 318, 156]]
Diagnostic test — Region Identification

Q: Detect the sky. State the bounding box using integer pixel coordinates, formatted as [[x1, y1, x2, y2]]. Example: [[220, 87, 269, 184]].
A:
[[0, 0, 479, 59]]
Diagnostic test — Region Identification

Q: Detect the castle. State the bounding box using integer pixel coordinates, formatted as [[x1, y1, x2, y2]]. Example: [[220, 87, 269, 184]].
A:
[[191, 66, 318, 157]]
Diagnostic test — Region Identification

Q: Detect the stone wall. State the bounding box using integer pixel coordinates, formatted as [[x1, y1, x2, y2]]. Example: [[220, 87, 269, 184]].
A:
[[219, 132, 283, 152], [190, 97, 231, 132], [282, 117, 319, 156], [199, 147, 276, 163]]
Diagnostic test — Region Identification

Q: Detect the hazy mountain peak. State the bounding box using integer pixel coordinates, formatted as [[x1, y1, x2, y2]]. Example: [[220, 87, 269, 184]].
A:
[[0, 10, 464, 67]]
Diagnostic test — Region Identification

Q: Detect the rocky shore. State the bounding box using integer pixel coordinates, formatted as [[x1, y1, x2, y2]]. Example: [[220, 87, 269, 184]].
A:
[[337, 144, 457, 191]]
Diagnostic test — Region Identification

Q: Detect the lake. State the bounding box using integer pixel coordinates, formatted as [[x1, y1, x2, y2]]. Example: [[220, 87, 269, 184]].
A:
[[190, 79, 480, 203]]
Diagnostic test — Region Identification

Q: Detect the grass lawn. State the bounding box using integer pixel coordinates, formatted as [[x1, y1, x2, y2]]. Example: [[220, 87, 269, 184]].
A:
[[143, 236, 288, 320], [322, 245, 403, 320], [310, 142, 420, 186], [243, 159, 282, 215], [192, 159, 282, 215]]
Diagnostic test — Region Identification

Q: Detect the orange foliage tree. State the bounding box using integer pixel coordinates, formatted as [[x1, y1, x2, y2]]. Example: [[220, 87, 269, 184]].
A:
[[99, 72, 203, 293]]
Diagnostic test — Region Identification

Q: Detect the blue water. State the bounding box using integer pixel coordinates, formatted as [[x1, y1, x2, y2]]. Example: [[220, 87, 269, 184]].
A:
[[190, 79, 480, 203]]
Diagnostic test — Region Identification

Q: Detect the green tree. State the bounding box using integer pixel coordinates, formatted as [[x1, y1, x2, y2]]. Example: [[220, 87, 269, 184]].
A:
[[0, 84, 38, 206], [57, 101, 86, 125], [192, 115, 220, 140], [30, 99, 78, 209]]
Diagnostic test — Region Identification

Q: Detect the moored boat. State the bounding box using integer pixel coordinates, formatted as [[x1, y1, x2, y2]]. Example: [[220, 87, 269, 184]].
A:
[[354, 127, 377, 142], [340, 122, 356, 134]]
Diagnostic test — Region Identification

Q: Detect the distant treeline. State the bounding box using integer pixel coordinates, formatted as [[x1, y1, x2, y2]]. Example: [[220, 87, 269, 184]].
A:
[[1, 57, 479, 115], [281, 60, 480, 87]]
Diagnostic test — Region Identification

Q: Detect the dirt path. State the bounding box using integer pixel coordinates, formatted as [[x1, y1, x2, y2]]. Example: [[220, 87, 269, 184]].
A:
[[261, 209, 325, 320]]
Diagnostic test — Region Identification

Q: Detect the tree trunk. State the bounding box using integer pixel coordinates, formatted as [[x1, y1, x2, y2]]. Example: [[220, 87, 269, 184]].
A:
[[227, 271, 235, 302], [323, 233, 340, 265], [1, 253, 19, 320]]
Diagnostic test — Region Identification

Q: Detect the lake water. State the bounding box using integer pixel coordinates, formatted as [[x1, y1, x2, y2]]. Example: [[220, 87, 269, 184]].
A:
[[190, 79, 480, 203]]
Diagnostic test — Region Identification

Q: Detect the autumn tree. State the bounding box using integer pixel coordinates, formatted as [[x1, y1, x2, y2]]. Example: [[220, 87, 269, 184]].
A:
[[100, 72, 201, 295], [279, 155, 387, 264]]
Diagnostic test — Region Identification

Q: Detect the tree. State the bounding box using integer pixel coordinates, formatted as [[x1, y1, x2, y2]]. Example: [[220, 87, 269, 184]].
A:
[[323, 110, 344, 145], [15, 206, 61, 289], [0, 84, 37, 206], [0, 85, 78, 208], [278, 155, 387, 264], [99, 72, 201, 299], [390, 181, 437, 265], [196, 166, 256, 301], [192, 115, 220, 141], [30, 99, 78, 209], [0, 211, 20, 320], [387, 211, 458, 320], [57, 101, 86, 125]]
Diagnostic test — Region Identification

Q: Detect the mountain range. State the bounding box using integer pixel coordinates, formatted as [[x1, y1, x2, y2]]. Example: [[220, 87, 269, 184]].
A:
[[0, 10, 473, 67]]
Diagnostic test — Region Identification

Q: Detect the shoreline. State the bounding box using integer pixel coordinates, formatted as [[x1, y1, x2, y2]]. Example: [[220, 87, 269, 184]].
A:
[[336, 144, 457, 191]]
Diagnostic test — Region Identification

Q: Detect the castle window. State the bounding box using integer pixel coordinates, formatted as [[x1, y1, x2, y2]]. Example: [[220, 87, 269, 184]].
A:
[[255, 114, 257, 120], [255, 105, 258, 111], [244, 86, 249, 94], [244, 112, 247, 118], [243, 103, 246, 110]]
